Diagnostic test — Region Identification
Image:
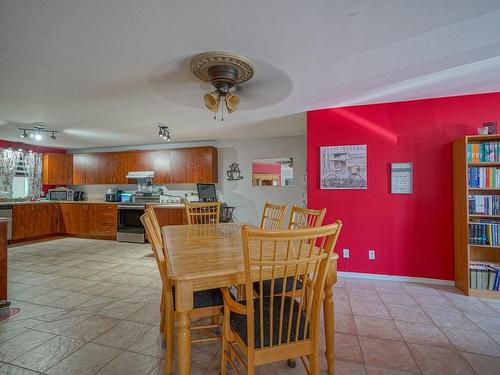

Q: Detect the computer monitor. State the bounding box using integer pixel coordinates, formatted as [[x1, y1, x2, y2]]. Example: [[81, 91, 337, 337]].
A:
[[197, 183, 217, 202]]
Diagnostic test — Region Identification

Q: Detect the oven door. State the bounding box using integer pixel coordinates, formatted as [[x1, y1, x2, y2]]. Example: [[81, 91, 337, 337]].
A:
[[117, 205, 145, 243]]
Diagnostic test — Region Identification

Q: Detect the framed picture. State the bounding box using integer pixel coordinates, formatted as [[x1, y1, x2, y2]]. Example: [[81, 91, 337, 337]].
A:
[[391, 162, 413, 194], [320, 145, 367, 189]]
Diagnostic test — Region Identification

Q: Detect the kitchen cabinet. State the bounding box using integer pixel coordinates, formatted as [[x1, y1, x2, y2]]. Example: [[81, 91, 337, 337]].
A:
[[43, 153, 73, 185], [152, 206, 186, 226], [71, 146, 217, 185], [72, 154, 100, 185], [12, 204, 59, 240], [60, 203, 116, 239], [169, 147, 218, 183], [88, 204, 117, 237]]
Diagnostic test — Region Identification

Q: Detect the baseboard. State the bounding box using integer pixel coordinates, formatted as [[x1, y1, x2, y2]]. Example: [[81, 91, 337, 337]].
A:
[[337, 271, 454, 286]]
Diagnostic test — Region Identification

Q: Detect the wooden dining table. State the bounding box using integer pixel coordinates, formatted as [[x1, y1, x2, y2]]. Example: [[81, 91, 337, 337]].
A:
[[162, 223, 339, 375]]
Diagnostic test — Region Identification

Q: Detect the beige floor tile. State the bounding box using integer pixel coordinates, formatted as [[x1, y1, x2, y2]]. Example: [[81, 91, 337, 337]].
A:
[[412, 294, 457, 311], [51, 292, 96, 310], [127, 326, 164, 358], [461, 351, 500, 374], [334, 313, 357, 334], [442, 327, 500, 357], [126, 303, 161, 326], [328, 360, 366, 375], [395, 320, 452, 348], [93, 320, 152, 349], [359, 336, 420, 373], [12, 336, 85, 372], [61, 315, 120, 341], [354, 315, 403, 341], [333, 332, 364, 363], [408, 343, 475, 374], [424, 307, 481, 331], [348, 289, 384, 304], [379, 292, 417, 307], [344, 279, 377, 290], [387, 304, 432, 324], [101, 284, 143, 299], [0, 329, 54, 362], [350, 300, 391, 320], [334, 298, 352, 314], [0, 364, 40, 375], [96, 351, 159, 375], [74, 295, 115, 313], [465, 313, 500, 335], [45, 343, 120, 375], [29, 313, 92, 334], [96, 301, 145, 319], [365, 365, 419, 374]]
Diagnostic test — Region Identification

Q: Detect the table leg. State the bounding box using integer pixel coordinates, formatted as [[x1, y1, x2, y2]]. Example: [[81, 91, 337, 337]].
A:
[[176, 280, 193, 375], [323, 261, 337, 375]]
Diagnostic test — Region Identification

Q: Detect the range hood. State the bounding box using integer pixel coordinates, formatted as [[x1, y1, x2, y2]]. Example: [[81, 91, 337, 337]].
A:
[[126, 171, 155, 179]]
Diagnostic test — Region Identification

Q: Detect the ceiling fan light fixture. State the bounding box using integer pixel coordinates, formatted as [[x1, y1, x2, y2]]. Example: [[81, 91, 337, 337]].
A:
[[190, 52, 255, 121], [204, 91, 220, 112]]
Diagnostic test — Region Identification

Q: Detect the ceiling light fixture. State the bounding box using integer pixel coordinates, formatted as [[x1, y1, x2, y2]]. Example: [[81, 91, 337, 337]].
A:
[[190, 52, 255, 122], [158, 125, 171, 142], [18, 124, 59, 142]]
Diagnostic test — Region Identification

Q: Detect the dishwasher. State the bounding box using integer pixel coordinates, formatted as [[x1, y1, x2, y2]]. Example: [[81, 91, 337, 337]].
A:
[[0, 204, 12, 241]]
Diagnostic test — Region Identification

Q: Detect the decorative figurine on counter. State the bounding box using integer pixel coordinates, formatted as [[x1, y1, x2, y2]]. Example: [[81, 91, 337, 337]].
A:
[[227, 163, 243, 181]]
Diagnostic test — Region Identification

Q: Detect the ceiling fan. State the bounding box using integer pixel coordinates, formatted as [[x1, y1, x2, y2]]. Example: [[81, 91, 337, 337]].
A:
[[190, 52, 255, 121]]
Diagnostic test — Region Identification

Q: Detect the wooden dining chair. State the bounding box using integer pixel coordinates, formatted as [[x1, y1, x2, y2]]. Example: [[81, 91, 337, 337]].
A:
[[185, 201, 221, 224], [255, 206, 328, 298], [260, 202, 288, 230], [220, 222, 342, 375], [141, 208, 223, 374]]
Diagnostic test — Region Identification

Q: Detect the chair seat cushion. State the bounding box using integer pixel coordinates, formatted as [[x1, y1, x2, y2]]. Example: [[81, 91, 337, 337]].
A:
[[230, 296, 308, 348], [253, 276, 304, 297], [172, 287, 223, 309]]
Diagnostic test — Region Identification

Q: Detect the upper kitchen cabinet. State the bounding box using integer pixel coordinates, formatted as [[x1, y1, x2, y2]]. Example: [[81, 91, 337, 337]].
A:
[[43, 153, 73, 185], [170, 146, 218, 183], [73, 153, 100, 185], [71, 146, 217, 184]]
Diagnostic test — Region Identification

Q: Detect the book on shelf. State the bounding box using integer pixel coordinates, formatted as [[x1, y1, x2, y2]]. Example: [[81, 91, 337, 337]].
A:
[[468, 220, 500, 246], [468, 167, 500, 188], [468, 194, 500, 215], [467, 142, 500, 163], [469, 262, 500, 291]]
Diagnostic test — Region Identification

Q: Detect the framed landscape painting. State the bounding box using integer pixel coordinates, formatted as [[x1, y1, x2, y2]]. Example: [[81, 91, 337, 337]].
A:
[[320, 145, 367, 189]]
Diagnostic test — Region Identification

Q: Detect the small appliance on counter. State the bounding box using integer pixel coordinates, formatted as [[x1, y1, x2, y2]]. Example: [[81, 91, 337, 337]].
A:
[[48, 187, 74, 201], [73, 191, 87, 201], [105, 189, 123, 202]]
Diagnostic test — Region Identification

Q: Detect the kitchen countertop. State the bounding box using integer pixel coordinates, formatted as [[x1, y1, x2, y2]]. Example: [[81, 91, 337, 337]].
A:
[[0, 200, 185, 208]]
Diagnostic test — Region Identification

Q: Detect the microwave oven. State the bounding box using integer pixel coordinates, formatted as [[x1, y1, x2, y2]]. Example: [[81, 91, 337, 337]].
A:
[[48, 188, 74, 201]]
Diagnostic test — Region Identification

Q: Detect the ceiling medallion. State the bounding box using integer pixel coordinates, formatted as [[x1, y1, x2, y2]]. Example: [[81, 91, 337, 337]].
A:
[[190, 52, 255, 121]]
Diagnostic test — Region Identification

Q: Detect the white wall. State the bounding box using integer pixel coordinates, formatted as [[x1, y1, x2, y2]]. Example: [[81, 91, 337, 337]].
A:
[[70, 135, 306, 225], [218, 136, 306, 225]]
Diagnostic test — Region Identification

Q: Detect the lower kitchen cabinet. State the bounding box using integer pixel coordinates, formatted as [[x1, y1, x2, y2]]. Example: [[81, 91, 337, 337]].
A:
[[13, 203, 117, 242], [152, 206, 186, 226], [12, 204, 59, 240], [60, 203, 117, 239], [88, 204, 117, 237]]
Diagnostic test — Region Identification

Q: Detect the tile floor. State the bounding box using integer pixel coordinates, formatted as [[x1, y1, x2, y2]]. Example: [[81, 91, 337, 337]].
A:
[[1, 238, 500, 374]]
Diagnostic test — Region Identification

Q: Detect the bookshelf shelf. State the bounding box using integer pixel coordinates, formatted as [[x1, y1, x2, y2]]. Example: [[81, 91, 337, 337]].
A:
[[469, 214, 500, 219], [453, 135, 500, 298], [469, 288, 500, 299], [468, 162, 500, 167]]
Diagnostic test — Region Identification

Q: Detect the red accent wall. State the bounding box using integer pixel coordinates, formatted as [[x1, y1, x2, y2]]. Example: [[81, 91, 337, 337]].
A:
[[307, 92, 500, 281]]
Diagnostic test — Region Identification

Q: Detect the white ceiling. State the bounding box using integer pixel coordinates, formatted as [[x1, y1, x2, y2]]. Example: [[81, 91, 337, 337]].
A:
[[1, 0, 500, 149]]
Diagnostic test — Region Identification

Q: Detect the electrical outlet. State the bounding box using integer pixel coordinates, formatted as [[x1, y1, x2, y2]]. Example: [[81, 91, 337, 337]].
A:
[[368, 249, 375, 260], [343, 248, 350, 258]]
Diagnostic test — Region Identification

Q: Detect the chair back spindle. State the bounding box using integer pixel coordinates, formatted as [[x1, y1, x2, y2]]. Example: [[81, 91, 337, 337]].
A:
[[288, 206, 326, 230], [260, 202, 288, 230], [185, 201, 221, 224]]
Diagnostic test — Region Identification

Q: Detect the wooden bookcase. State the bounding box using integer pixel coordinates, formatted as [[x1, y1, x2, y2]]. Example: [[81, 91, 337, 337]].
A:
[[453, 134, 500, 299]]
